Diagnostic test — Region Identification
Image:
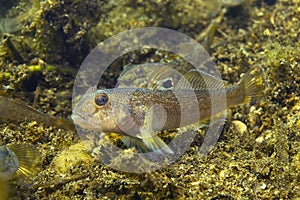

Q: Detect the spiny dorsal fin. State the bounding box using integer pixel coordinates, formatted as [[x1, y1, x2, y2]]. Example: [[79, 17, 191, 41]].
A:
[[117, 63, 163, 89], [176, 70, 225, 90], [117, 63, 183, 91], [147, 65, 182, 90]]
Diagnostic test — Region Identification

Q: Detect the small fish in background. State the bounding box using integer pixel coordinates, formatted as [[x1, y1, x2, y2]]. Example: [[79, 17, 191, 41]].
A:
[[0, 144, 41, 183], [72, 63, 265, 155]]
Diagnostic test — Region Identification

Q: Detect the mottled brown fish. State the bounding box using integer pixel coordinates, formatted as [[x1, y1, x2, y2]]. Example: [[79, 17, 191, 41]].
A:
[[72, 63, 265, 154]]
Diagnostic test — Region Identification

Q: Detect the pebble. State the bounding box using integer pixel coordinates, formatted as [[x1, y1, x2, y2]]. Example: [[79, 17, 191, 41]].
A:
[[232, 120, 248, 134], [50, 142, 93, 174]]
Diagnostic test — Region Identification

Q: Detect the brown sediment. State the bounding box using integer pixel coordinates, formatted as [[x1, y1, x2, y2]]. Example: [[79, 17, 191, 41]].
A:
[[0, 0, 299, 199]]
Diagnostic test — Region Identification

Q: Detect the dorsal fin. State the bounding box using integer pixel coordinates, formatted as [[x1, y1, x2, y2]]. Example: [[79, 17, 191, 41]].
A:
[[85, 86, 97, 94], [117, 63, 162, 89], [176, 70, 225, 90], [146, 65, 182, 90], [117, 63, 183, 90]]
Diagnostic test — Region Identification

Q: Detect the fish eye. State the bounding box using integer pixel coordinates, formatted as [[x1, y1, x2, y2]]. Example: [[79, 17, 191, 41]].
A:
[[135, 68, 144, 76], [95, 93, 109, 106]]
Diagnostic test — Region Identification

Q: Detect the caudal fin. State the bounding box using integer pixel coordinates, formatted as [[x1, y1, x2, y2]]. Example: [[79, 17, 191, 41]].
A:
[[238, 65, 266, 103], [9, 144, 41, 183]]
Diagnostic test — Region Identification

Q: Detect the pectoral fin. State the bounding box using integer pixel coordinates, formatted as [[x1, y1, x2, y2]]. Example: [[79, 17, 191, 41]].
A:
[[139, 105, 173, 154], [122, 136, 148, 153], [116, 115, 139, 133], [141, 134, 174, 154], [122, 135, 173, 154]]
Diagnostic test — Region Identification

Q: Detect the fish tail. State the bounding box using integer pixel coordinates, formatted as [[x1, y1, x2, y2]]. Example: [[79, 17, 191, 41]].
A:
[[238, 65, 266, 103], [9, 144, 41, 183]]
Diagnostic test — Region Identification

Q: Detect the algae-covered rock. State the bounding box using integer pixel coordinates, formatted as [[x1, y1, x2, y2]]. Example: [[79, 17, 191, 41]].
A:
[[49, 142, 93, 175]]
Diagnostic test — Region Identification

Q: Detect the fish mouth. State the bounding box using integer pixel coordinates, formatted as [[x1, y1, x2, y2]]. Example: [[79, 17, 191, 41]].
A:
[[72, 112, 93, 128], [71, 113, 87, 125], [71, 111, 102, 132]]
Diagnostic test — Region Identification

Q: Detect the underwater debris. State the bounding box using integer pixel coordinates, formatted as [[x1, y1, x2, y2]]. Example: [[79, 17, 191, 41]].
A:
[[196, 7, 226, 49], [0, 71, 11, 81], [0, 95, 74, 131], [196, 0, 251, 49], [2, 34, 24, 63], [0, 17, 21, 34], [30, 174, 87, 190], [221, 0, 248, 7], [34, 0, 41, 10]]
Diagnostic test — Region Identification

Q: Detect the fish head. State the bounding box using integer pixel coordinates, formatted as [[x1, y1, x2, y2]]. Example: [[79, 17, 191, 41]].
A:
[[72, 87, 139, 134]]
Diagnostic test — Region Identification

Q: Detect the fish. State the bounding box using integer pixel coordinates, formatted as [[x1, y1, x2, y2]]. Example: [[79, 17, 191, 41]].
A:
[[72, 63, 265, 154], [0, 144, 41, 182]]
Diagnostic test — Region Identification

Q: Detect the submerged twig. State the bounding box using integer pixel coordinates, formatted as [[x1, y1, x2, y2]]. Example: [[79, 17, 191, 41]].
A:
[[2, 34, 24, 63], [0, 95, 74, 131]]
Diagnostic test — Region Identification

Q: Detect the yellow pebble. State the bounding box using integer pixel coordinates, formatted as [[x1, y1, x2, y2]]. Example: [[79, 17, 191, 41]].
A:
[[263, 29, 271, 37], [28, 65, 43, 72], [232, 120, 248, 134]]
